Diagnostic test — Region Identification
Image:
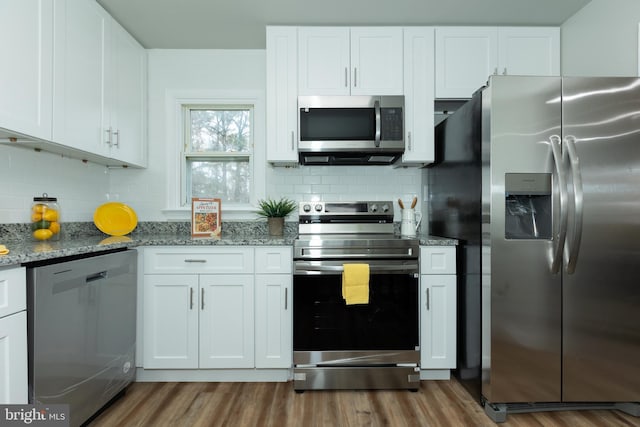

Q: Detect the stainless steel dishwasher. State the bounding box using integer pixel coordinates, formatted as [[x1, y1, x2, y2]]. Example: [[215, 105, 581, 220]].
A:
[[27, 249, 137, 427]]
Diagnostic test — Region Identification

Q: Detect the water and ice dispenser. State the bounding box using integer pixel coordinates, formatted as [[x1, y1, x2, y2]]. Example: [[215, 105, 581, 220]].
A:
[[504, 173, 552, 240]]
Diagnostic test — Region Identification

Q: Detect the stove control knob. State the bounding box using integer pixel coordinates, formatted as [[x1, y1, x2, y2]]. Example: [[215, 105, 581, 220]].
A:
[[314, 204, 323, 212], [381, 204, 390, 213], [370, 204, 378, 213], [302, 204, 311, 213]]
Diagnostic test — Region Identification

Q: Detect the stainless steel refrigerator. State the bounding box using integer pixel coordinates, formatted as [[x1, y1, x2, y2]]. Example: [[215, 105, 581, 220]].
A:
[[426, 76, 640, 422]]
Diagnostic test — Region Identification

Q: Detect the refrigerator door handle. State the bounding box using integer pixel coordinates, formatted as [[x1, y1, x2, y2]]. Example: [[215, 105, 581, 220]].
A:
[[564, 135, 584, 274], [550, 135, 568, 274]]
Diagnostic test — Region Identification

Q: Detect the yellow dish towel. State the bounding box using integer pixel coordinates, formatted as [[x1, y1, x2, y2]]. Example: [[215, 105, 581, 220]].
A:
[[342, 263, 370, 305], [0, 244, 9, 255]]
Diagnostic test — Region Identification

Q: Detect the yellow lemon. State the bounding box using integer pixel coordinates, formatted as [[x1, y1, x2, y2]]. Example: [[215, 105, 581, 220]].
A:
[[33, 228, 53, 241], [31, 212, 43, 222], [48, 221, 60, 234], [43, 209, 59, 222], [32, 203, 47, 213]]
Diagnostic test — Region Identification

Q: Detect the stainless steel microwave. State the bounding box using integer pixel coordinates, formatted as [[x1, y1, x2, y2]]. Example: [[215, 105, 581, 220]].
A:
[[298, 95, 404, 165]]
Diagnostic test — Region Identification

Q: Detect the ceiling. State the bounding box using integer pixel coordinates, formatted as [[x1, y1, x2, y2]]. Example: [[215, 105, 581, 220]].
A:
[[96, 0, 591, 49]]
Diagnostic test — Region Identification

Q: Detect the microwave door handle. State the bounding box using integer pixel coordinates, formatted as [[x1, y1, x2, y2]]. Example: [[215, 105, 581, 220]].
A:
[[374, 100, 381, 147]]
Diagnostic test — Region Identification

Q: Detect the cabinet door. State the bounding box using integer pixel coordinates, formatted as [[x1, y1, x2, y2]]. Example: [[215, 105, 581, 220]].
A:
[[402, 27, 435, 164], [498, 27, 560, 76], [420, 275, 456, 369], [0, 267, 26, 319], [350, 27, 403, 95], [255, 274, 292, 368], [0, 0, 53, 141], [53, 0, 110, 156], [298, 27, 350, 95], [266, 26, 298, 164], [435, 27, 498, 99], [199, 275, 254, 368], [0, 312, 28, 404], [108, 19, 147, 166], [143, 274, 198, 369]]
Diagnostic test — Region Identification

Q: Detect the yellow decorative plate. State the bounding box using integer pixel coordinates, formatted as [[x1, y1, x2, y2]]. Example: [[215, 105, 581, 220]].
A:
[[93, 202, 138, 236]]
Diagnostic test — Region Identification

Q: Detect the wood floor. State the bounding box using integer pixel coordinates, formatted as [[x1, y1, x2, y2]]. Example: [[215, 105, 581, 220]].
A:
[[90, 378, 640, 427]]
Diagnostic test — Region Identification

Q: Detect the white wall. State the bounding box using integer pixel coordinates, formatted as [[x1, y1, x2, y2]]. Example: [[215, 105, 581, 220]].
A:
[[111, 49, 422, 221], [562, 0, 640, 76], [0, 144, 109, 223]]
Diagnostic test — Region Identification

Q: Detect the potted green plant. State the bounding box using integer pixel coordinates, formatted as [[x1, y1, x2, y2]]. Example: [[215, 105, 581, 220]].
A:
[[255, 197, 297, 236]]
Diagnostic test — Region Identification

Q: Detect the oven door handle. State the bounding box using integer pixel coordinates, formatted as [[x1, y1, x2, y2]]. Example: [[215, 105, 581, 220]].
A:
[[294, 262, 418, 275]]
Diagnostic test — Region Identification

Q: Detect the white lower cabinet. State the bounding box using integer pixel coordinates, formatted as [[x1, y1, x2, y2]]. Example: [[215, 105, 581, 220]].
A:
[[141, 246, 292, 377], [420, 246, 457, 378], [0, 266, 28, 404], [199, 274, 254, 368], [255, 247, 292, 368]]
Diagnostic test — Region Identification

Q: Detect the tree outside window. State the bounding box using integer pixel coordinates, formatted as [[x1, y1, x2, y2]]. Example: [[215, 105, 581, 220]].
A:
[[183, 106, 253, 205]]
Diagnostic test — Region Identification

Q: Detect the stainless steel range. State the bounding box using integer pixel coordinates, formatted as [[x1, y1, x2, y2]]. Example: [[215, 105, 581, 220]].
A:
[[293, 201, 420, 391]]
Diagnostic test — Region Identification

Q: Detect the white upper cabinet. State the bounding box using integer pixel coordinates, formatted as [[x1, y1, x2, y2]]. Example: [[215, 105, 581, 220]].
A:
[[0, 0, 54, 141], [53, 0, 146, 167], [53, 0, 109, 157], [400, 27, 435, 165], [266, 26, 299, 164], [108, 19, 147, 166], [435, 26, 560, 99], [298, 27, 403, 95], [497, 27, 560, 77], [435, 27, 498, 99], [350, 27, 404, 95]]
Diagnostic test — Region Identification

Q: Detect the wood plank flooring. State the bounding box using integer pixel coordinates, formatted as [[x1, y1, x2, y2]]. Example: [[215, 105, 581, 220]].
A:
[[90, 379, 640, 427]]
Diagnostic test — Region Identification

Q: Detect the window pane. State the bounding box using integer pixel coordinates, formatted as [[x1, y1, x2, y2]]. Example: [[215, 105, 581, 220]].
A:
[[188, 159, 250, 204], [189, 109, 251, 153]]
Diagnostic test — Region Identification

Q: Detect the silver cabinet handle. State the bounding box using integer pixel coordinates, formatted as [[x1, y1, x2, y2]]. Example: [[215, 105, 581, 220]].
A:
[[549, 135, 567, 274], [112, 129, 120, 147], [407, 131, 412, 151], [184, 259, 207, 263], [426, 288, 430, 311], [502, 67, 507, 75], [201, 288, 205, 310], [284, 287, 288, 310], [344, 67, 348, 87], [291, 131, 295, 150], [105, 127, 112, 146], [353, 67, 357, 87], [564, 135, 583, 274], [190, 287, 194, 310], [493, 67, 498, 75]]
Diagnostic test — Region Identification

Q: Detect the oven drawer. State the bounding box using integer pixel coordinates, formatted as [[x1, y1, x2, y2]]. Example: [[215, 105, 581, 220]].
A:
[[420, 246, 456, 275], [143, 247, 254, 274]]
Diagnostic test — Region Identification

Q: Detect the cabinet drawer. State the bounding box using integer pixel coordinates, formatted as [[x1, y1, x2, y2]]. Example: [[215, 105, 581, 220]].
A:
[[143, 247, 254, 274], [420, 246, 456, 275], [255, 247, 292, 274], [0, 267, 26, 319]]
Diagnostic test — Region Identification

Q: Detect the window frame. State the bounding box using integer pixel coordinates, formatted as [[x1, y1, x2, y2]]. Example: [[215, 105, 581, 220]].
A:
[[182, 104, 254, 206], [163, 90, 266, 220]]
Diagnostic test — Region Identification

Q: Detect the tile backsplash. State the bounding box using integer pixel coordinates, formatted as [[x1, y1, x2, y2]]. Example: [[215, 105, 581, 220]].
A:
[[0, 145, 110, 224], [267, 164, 422, 205]]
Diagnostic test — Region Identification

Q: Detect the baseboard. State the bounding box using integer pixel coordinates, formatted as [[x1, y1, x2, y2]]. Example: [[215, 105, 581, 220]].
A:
[[135, 368, 292, 382]]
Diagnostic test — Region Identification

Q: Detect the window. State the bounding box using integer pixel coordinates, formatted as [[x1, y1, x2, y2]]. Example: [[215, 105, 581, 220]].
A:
[[183, 105, 253, 206]]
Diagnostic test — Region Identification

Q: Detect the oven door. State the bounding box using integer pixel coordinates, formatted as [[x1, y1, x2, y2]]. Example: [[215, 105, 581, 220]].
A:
[[293, 259, 419, 366]]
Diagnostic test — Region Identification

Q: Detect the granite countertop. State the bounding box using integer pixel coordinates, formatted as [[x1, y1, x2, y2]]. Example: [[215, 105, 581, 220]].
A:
[[0, 221, 456, 267]]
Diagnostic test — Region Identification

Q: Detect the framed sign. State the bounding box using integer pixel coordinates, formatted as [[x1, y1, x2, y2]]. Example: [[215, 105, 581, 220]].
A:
[[191, 198, 221, 237]]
